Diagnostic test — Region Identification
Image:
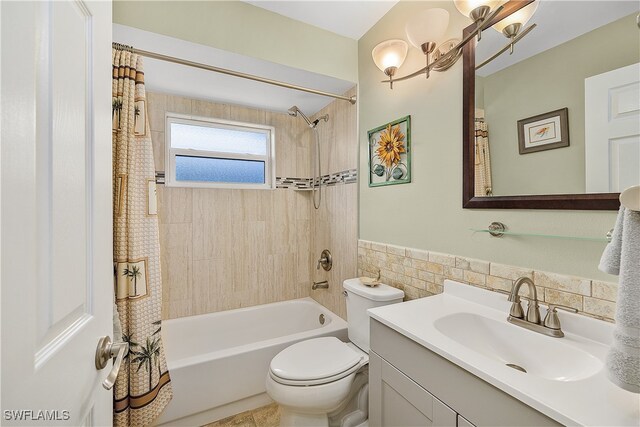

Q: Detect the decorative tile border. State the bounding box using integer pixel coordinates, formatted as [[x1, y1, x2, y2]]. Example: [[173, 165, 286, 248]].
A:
[[277, 168, 358, 189], [357, 240, 618, 322], [275, 176, 311, 189], [154, 169, 357, 189]]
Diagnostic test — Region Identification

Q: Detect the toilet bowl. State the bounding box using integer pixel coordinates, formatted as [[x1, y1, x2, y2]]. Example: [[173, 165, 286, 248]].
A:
[[266, 279, 404, 426]]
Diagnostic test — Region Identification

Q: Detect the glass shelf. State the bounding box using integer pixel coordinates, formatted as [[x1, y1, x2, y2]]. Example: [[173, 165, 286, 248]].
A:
[[470, 228, 610, 243]]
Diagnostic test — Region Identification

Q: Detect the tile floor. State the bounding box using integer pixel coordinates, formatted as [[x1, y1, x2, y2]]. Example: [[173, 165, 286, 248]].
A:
[[203, 403, 280, 427]]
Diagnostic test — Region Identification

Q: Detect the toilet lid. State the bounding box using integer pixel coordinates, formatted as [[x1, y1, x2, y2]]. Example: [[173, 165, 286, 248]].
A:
[[270, 337, 363, 382]]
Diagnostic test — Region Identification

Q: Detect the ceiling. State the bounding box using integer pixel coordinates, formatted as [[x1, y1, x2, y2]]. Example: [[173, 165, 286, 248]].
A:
[[244, 0, 398, 39], [113, 24, 355, 116], [476, 1, 639, 76]]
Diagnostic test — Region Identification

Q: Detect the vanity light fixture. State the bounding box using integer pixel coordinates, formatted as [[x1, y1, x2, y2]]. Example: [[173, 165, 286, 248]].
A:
[[492, 0, 538, 53], [454, 0, 502, 40], [372, 39, 408, 89], [374, 4, 505, 88], [405, 8, 450, 78]]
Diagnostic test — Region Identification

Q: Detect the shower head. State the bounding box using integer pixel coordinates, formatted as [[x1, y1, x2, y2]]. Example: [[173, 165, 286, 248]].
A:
[[287, 105, 315, 128]]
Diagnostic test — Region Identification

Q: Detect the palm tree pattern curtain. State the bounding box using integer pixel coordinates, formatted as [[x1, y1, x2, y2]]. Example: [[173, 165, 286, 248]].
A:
[[112, 46, 172, 426], [474, 119, 493, 197]]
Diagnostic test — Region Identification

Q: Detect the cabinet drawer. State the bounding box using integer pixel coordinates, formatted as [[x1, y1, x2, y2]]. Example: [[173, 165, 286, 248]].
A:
[[370, 319, 560, 427], [369, 351, 457, 427]]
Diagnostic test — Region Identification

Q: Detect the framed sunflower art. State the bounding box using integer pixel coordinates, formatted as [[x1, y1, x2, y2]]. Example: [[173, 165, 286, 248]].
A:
[[368, 116, 411, 187]]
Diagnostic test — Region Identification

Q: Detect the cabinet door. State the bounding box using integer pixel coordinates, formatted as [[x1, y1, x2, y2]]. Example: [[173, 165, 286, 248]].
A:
[[370, 351, 457, 427], [458, 415, 476, 427]]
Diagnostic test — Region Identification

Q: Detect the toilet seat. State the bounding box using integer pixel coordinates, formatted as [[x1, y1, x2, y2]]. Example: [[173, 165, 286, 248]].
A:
[[269, 337, 365, 386]]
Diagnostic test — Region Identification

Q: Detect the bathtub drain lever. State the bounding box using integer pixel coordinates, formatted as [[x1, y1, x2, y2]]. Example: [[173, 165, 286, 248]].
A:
[[312, 280, 329, 290]]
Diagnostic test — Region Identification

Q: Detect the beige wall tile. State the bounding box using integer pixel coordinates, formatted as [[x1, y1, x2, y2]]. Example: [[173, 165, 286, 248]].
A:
[[150, 131, 165, 172], [544, 289, 583, 311], [486, 275, 513, 292], [159, 187, 192, 224], [370, 242, 387, 253], [407, 247, 429, 261], [358, 240, 617, 323], [444, 266, 464, 281], [167, 94, 192, 114], [191, 99, 230, 119], [386, 244, 406, 256], [535, 271, 591, 296], [429, 252, 456, 266], [489, 263, 534, 281], [456, 257, 490, 274], [592, 280, 618, 302], [148, 92, 319, 319], [147, 92, 167, 133], [425, 262, 444, 275], [583, 297, 616, 320], [463, 270, 486, 286]]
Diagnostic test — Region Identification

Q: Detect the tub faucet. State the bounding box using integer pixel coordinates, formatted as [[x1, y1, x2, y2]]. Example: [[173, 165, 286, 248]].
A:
[[312, 281, 329, 290]]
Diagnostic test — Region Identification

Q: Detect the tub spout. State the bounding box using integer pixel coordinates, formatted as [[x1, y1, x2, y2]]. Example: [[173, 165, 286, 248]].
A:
[[312, 281, 329, 290]]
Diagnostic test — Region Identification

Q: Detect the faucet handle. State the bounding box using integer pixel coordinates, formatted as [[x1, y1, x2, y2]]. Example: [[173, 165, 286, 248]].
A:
[[543, 304, 578, 330], [548, 304, 578, 313]]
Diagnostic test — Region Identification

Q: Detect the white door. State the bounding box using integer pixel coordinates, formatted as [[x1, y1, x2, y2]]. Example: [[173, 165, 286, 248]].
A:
[[1, 1, 113, 425], [585, 63, 640, 193]]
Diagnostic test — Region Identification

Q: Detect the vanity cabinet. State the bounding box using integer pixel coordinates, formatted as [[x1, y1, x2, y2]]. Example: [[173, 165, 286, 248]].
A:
[[369, 319, 560, 427], [369, 351, 457, 426]]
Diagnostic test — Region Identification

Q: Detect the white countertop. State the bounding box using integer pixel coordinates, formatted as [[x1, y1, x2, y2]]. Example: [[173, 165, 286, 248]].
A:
[[367, 280, 640, 426]]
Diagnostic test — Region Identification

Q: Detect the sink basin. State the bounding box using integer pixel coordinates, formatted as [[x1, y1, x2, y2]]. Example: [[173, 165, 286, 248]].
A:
[[433, 312, 602, 381]]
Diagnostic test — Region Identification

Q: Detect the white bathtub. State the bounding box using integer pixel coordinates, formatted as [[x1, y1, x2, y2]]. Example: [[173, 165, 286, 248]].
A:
[[156, 298, 348, 426]]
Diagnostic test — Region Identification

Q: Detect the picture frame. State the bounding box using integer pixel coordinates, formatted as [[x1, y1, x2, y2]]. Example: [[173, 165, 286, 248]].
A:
[[517, 108, 569, 154], [368, 116, 411, 187]]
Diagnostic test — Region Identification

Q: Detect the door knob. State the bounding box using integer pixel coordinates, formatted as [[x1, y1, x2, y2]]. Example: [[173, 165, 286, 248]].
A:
[[95, 336, 129, 390]]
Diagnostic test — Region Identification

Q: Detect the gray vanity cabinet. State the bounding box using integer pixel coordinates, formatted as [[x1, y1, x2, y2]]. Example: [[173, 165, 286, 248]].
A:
[[369, 319, 560, 427], [369, 351, 457, 426]]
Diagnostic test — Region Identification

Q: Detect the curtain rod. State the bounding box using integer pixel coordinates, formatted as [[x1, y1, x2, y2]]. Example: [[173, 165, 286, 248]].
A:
[[115, 44, 356, 105]]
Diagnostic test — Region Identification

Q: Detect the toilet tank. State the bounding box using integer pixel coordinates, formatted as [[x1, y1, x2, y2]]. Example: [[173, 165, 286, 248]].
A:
[[343, 278, 404, 353]]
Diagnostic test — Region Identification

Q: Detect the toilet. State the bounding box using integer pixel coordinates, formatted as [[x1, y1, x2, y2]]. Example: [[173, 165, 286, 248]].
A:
[[266, 278, 404, 426]]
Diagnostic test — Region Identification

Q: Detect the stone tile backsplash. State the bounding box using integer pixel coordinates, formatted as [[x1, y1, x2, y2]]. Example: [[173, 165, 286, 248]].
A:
[[357, 240, 618, 322]]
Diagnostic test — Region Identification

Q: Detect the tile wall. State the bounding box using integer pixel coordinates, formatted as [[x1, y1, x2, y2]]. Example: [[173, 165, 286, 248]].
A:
[[148, 92, 316, 319], [357, 240, 618, 322], [309, 88, 359, 319]]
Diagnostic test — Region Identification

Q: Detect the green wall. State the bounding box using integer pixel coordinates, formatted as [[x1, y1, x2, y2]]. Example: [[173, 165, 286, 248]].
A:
[[481, 13, 639, 196], [358, 1, 619, 281], [113, 0, 358, 82]]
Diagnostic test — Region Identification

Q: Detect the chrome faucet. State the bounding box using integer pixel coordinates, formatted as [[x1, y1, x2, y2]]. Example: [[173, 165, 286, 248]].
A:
[[506, 276, 577, 338]]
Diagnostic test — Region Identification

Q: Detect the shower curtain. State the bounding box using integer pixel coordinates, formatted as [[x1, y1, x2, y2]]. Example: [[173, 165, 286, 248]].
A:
[[474, 119, 493, 197], [112, 45, 172, 426]]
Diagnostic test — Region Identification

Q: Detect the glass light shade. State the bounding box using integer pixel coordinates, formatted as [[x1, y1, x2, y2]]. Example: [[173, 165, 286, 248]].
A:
[[405, 8, 450, 50], [371, 39, 408, 72], [454, 0, 501, 18], [492, 1, 538, 33]]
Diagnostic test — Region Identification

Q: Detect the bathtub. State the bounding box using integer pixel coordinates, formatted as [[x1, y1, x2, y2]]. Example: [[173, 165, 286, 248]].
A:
[[156, 298, 348, 426]]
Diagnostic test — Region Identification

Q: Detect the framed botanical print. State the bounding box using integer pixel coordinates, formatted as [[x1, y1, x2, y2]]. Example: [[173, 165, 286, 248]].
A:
[[518, 108, 569, 154]]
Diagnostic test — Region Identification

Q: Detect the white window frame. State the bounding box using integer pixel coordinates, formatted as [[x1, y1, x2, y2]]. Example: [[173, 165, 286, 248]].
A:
[[165, 112, 276, 190]]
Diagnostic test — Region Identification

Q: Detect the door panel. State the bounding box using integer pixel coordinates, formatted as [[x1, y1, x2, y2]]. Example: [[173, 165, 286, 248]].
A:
[[1, 0, 112, 425], [585, 63, 640, 193]]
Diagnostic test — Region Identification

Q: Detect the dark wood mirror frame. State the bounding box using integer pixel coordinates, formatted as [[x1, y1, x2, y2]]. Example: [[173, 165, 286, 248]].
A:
[[462, 0, 621, 210]]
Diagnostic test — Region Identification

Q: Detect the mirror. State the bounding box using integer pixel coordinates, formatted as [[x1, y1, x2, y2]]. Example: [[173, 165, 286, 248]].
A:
[[463, 0, 639, 209]]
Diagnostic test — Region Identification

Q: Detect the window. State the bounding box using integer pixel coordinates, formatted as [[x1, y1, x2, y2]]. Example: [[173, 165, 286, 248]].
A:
[[165, 113, 275, 189]]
